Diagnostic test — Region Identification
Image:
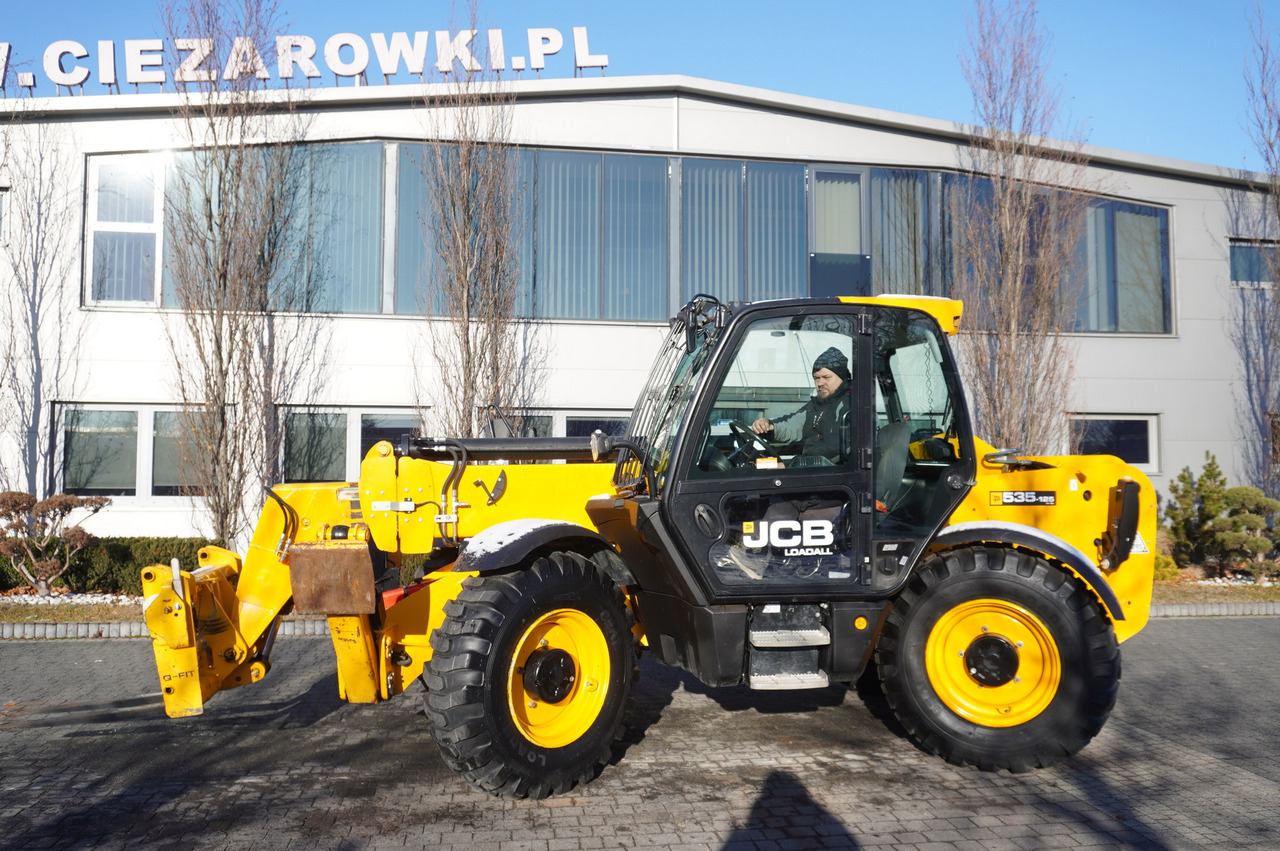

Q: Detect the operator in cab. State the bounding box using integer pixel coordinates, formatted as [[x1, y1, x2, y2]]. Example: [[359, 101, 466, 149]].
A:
[[751, 347, 852, 464]]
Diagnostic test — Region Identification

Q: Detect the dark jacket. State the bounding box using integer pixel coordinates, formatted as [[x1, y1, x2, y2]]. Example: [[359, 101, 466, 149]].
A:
[[764, 386, 852, 462]]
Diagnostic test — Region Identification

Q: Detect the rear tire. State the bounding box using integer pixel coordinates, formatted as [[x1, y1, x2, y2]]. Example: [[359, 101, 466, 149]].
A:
[[875, 545, 1120, 772], [423, 551, 635, 798]]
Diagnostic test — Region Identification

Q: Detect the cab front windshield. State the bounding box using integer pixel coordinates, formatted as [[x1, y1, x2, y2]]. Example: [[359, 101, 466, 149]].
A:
[[617, 299, 723, 493]]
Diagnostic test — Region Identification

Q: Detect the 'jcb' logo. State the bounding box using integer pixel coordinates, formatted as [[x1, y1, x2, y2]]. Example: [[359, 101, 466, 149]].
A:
[[742, 520, 834, 549]]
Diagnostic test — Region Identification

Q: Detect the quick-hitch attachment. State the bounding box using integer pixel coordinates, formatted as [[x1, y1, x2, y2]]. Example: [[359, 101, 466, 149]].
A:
[[141, 548, 271, 718]]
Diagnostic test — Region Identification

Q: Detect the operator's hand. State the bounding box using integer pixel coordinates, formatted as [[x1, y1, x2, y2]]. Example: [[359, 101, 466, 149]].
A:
[[752, 417, 772, 434]]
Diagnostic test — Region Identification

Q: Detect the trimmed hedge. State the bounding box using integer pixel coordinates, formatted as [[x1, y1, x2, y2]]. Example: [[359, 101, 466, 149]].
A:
[[1, 539, 443, 595], [1, 537, 220, 596]]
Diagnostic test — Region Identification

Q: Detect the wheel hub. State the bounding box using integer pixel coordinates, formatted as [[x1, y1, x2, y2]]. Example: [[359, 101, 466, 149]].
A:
[[522, 647, 577, 704], [965, 634, 1019, 687]]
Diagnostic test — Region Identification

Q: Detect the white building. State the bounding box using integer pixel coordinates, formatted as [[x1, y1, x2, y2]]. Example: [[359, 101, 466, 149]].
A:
[[0, 72, 1269, 537]]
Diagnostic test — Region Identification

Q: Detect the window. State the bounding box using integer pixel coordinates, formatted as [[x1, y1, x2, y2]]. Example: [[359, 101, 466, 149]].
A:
[[1075, 201, 1171, 333], [360, 412, 420, 458], [396, 148, 668, 321], [689, 312, 857, 478], [1230, 240, 1279, 288], [395, 144, 434, 314], [681, 159, 808, 304], [1071, 415, 1159, 473], [88, 145, 382, 311], [535, 151, 601, 318], [87, 154, 163, 303], [162, 143, 384, 312], [283, 410, 348, 483], [64, 409, 138, 496], [151, 411, 202, 496], [566, 416, 629, 438], [810, 168, 866, 297], [604, 154, 668, 320], [682, 159, 741, 303], [284, 143, 384, 313], [1270, 412, 1280, 467], [870, 169, 942, 296]]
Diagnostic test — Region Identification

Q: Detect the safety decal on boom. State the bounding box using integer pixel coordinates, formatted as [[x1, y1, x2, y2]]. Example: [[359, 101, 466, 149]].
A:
[[989, 490, 1057, 506]]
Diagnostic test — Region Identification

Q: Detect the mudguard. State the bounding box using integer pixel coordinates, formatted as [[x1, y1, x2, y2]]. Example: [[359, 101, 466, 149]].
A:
[[931, 520, 1125, 621], [453, 519, 634, 586]]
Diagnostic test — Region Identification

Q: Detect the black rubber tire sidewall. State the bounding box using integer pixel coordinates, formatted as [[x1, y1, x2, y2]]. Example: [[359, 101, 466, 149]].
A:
[[878, 546, 1119, 771], [481, 561, 633, 779], [424, 551, 635, 798]]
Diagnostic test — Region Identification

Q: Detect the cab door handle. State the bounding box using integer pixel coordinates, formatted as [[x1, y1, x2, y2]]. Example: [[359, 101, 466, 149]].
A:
[[693, 503, 723, 539]]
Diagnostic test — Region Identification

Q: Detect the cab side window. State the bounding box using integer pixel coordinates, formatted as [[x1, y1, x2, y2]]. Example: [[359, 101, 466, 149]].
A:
[[690, 313, 857, 478], [872, 311, 967, 536]]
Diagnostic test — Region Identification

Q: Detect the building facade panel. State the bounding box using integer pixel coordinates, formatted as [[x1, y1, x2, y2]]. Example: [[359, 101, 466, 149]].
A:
[[0, 75, 1268, 539]]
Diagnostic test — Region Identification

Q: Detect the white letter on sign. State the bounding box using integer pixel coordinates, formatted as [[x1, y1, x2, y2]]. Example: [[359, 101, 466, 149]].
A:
[[277, 35, 320, 79], [373, 32, 428, 77], [174, 38, 215, 83], [803, 520, 834, 547], [125, 39, 166, 85], [527, 28, 562, 70], [435, 30, 481, 73], [98, 40, 117, 86], [770, 520, 803, 548], [44, 40, 90, 87], [223, 36, 269, 81], [573, 27, 607, 69], [325, 33, 369, 78]]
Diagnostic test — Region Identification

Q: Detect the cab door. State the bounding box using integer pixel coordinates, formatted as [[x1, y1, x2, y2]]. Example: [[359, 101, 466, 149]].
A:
[[665, 305, 875, 598]]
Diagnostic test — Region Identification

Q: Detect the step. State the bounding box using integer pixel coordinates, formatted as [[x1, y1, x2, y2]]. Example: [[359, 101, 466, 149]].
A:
[[748, 671, 830, 690], [749, 626, 831, 648]]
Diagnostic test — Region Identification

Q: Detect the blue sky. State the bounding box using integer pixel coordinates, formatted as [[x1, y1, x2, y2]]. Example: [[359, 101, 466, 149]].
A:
[[0, 0, 1274, 170]]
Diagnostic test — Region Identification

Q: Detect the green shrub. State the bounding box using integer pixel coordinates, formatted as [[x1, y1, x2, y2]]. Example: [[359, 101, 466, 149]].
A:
[[1164, 452, 1227, 567], [1163, 454, 1280, 580], [1153, 554, 1180, 582], [1, 537, 219, 596]]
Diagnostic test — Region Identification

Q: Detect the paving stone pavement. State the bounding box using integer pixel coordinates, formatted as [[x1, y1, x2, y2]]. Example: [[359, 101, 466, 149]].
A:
[[0, 617, 1277, 850]]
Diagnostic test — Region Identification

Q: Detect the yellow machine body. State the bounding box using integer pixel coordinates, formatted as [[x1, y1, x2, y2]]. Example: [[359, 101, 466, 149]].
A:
[[142, 293, 1156, 736], [143, 454, 616, 718]]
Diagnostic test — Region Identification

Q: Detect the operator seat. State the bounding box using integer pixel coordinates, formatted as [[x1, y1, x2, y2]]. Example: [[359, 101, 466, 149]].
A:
[[874, 421, 911, 512]]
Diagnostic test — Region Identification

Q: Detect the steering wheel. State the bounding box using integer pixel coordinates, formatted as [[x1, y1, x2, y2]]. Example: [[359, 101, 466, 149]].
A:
[[726, 420, 774, 464]]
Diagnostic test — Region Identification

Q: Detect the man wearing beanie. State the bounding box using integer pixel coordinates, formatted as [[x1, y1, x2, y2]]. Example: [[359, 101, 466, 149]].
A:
[[750, 346, 853, 463]]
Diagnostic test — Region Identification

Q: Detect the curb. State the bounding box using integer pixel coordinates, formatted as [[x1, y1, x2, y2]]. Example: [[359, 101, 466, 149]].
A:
[[0, 618, 332, 641], [1149, 601, 1280, 618], [2, 603, 1279, 640]]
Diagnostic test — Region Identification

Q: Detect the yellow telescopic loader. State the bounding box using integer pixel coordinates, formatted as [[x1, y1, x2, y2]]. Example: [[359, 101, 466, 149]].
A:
[[141, 295, 1155, 798]]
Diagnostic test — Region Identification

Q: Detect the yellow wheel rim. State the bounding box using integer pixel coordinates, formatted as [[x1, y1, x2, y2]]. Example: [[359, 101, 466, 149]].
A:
[[924, 598, 1060, 728], [507, 608, 611, 749]]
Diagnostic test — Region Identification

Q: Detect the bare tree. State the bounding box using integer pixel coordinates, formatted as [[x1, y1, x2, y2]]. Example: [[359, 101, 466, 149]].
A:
[[161, 0, 320, 545], [1237, 1, 1280, 497], [0, 113, 81, 496], [951, 0, 1094, 456], [414, 2, 541, 438]]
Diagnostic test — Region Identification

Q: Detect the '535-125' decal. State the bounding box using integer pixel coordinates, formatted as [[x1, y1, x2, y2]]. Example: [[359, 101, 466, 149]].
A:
[[989, 490, 1057, 506]]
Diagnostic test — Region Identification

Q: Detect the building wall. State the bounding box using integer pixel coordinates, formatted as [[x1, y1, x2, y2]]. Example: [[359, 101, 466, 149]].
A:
[[0, 76, 1262, 538]]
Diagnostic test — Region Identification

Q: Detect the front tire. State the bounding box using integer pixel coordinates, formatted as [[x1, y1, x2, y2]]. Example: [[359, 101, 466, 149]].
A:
[[876, 546, 1120, 772], [423, 551, 635, 798]]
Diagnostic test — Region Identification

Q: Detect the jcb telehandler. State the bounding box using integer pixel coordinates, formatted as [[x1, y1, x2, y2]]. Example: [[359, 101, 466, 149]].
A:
[[141, 294, 1155, 799]]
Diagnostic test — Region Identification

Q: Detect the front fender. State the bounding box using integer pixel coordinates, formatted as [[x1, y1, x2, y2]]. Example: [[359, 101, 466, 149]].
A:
[[931, 520, 1125, 621], [454, 519, 631, 584]]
